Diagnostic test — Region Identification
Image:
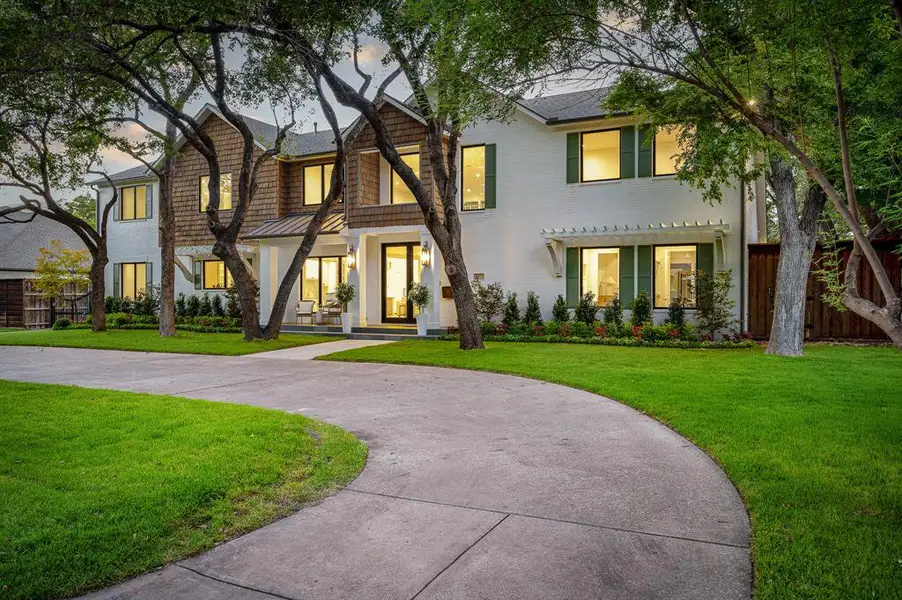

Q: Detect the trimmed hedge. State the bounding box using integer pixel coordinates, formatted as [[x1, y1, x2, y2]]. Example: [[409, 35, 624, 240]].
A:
[[71, 313, 243, 334], [440, 333, 757, 349]]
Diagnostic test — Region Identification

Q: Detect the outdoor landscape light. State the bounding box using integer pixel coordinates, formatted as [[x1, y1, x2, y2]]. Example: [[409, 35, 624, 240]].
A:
[[421, 241, 431, 267], [347, 245, 356, 269]]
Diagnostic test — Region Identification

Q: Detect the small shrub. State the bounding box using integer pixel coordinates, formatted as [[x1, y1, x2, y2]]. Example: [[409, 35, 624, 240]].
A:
[[570, 321, 592, 338], [104, 296, 121, 314], [667, 296, 686, 330], [134, 285, 160, 317], [595, 325, 609, 338], [472, 278, 504, 323], [551, 294, 570, 323], [175, 293, 187, 317], [558, 322, 573, 337], [495, 322, 510, 336], [630, 290, 652, 325], [226, 285, 242, 319], [119, 297, 134, 314], [52, 318, 71, 330], [502, 292, 520, 325], [186, 294, 200, 318], [532, 323, 545, 336], [639, 324, 671, 343], [480, 321, 497, 336], [113, 313, 131, 327], [602, 297, 623, 327], [199, 294, 213, 317], [695, 269, 736, 340], [574, 292, 599, 325], [508, 322, 529, 336], [211, 294, 225, 317], [524, 291, 542, 324], [630, 324, 643, 338]]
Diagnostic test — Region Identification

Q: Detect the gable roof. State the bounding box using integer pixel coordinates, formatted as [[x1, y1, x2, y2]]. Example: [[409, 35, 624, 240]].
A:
[[518, 87, 617, 123], [0, 212, 88, 272]]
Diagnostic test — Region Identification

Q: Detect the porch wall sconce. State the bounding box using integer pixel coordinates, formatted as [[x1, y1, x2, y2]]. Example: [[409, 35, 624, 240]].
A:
[[347, 245, 357, 269], [421, 241, 431, 268]]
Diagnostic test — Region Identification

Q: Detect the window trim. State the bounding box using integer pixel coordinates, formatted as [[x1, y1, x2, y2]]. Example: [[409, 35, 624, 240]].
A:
[[119, 262, 147, 298], [652, 243, 699, 309], [578, 246, 621, 303], [300, 256, 346, 307], [200, 259, 233, 291], [118, 185, 148, 221], [460, 144, 487, 212], [302, 162, 338, 206], [390, 151, 420, 205], [198, 173, 233, 213], [579, 128, 622, 183], [653, 128, 680, 177]]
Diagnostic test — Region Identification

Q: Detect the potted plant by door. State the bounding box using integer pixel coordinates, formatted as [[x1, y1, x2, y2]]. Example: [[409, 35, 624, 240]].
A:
[[334, 282, 356, 334], [408, 282, 431, 337]]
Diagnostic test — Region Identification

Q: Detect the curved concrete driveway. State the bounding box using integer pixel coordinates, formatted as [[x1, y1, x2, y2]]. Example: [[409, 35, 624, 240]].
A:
[[1, 346, 751, 599]]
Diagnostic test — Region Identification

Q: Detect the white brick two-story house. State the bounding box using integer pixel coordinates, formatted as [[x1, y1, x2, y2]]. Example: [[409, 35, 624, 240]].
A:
[[94, 88, 766, 333]]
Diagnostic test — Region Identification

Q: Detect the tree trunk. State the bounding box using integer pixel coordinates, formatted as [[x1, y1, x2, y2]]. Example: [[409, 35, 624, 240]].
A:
[[842, 242, 902, 347], [440, 243, 484, 349], [217, 244, 262, 340], [90, 247, 107, 332], [765, 159, 824, 356], [158, 171, 176, 337]]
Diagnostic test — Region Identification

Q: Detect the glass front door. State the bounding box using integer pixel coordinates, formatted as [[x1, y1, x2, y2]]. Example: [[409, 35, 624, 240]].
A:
[[382, 243, 421, 323]]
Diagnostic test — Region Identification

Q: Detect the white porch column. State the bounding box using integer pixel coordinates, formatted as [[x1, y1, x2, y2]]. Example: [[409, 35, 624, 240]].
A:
[[419, 230, 442, 333], [346, 233, 363, 327], [258, 244, 277, 323]]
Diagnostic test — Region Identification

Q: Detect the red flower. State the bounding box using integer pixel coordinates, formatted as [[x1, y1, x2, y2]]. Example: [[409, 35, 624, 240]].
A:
[[667, 328, 680, 338], [595, 325, 608, 338], [631, 325, 643, 338]]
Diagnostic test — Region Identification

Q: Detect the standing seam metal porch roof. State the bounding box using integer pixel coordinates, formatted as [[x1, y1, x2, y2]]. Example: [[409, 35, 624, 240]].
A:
[[242, 211, 346, 240]]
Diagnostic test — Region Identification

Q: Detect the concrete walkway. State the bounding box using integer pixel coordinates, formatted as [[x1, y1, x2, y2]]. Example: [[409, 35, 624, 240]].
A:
[[254, 338, 391, 360], [1, 346, 751, 600]]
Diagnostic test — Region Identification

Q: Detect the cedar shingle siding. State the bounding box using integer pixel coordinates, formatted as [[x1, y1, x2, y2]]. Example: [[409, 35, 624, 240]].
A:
[[172, 115, 279, 246]]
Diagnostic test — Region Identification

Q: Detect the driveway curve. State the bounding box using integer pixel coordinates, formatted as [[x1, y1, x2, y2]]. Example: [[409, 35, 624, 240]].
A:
[[1, 346, 751, 600]]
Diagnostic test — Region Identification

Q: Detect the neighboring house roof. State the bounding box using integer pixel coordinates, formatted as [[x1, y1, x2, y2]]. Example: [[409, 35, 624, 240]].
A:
[[518, 87, 617, 123], [0, 212, 88, 272], [243, 211, 346, 240]]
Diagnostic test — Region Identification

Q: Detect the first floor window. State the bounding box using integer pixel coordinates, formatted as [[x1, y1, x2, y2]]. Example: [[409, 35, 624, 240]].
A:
[[119, 185, 147, 220], [202, 260, 233, 290], [303, 163, 335, 205], [581, 248, 620, 306], [581, 129, 620, 182], [654, 245, 697, 308], [301, 256, 348, 308], [199, 173, 233, 212], [391, 152, 420, 204], [654, 127, 684, 176], [461, 145, 486, 211], [119, 262, 147, 299]]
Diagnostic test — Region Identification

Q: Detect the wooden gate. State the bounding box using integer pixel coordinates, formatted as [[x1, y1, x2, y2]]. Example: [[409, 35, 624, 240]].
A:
[[0, 279, 25, 328], [748, 241, 902, 340]]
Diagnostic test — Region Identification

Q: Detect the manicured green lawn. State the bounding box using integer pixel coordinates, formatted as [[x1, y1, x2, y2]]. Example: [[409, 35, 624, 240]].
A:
[[0, 328, 336, 355], [0, 380, 366, 600], [322, 341, 902, 600]]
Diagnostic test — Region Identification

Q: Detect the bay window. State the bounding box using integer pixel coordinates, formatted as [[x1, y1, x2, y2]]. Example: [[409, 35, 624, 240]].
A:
[[654, 245, 697, 308]]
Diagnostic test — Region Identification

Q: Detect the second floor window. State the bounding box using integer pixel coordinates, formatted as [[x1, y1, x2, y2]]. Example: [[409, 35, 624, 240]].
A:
[[581, 129, 620, 182], [654, 127, 684, 176], [202, 260, 233, 290], [199, 173, 233, 212], [461, 145, 486, 211], [303, 163, 335, 206], [391, 152, 420, 204], [119, 185, 147, 220]]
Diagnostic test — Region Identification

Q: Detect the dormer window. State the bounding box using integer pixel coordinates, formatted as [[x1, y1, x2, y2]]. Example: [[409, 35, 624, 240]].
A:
[[199, 173, 233, 212]]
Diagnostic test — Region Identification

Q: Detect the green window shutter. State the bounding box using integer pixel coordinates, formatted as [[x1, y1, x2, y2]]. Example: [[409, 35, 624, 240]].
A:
[[698, 243, 714, 275], [193, 260, 202, 290], [566, 132, 580, 183], [484, 144, 496, 209], [637, 245, 652, 295], [145, 185, 153, 219], [638, 126, 653, 178], [566, 247, 580, 306], [619, 246, 635, 306], [112, 263, 120, 298], [145, 262, 153, 291], [620, 126, 635, 179]]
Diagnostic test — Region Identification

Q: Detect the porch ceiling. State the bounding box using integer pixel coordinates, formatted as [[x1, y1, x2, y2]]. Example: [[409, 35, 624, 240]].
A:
[[243, 211, 346, 240]]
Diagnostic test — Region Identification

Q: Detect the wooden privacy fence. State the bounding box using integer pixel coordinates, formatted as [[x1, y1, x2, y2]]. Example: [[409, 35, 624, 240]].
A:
[[21, 279, 91, 328], [748, 241, 902, 340]]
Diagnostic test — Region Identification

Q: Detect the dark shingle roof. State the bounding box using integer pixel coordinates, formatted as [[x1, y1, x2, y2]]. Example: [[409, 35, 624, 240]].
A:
[[519, 87, 616, 123], [0, 212, 88, 272], [243, 211, 345, 240], [96, 164, 154, 184]]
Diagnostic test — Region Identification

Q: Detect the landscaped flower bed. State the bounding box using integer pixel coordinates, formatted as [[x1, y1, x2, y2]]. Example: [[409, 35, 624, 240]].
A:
[[67, 313, 243, 333], [440, 331, 756, 349]]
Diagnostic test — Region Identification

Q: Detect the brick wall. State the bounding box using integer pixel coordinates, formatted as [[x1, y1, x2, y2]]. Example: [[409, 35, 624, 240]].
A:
[[172, 115, 279, 246]]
